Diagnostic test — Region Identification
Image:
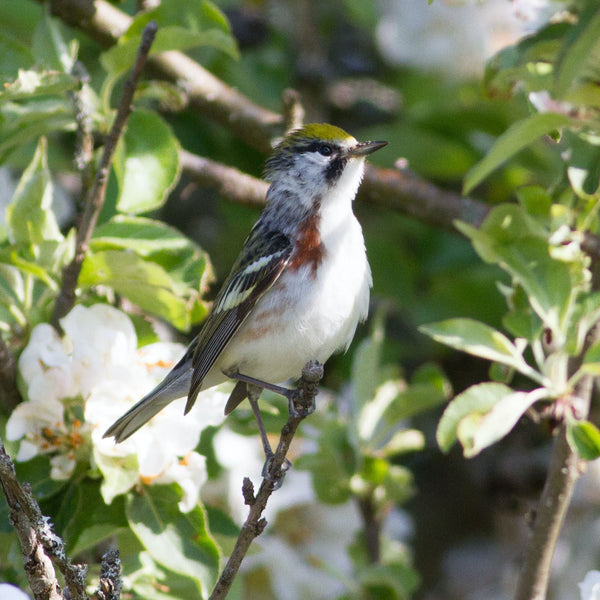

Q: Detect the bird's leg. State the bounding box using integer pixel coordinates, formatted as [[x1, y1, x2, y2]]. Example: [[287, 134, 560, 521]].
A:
[[228, 371, 316, 418], [245, 383, 291, 489]]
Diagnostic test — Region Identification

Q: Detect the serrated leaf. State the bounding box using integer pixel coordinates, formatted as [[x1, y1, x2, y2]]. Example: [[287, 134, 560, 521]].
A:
[[436, 382, 512, 452], [463, 112, 570, 194], [79, 250, 192, 330], [127, 485, 220, 596], [113, 110, 180, 214]]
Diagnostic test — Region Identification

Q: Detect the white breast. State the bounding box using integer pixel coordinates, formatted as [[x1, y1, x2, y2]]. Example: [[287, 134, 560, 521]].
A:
[[219, 211, 371, 384]]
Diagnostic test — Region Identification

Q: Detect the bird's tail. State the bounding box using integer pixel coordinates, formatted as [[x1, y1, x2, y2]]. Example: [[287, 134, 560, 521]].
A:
[[103, 364, 192, 443]]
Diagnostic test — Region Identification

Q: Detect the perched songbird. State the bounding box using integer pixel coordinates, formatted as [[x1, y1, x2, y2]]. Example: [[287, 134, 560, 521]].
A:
[[104, 123, 387, 443]]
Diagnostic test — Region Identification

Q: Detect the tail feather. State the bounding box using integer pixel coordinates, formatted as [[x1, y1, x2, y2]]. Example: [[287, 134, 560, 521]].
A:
[[103, 367, 192, 443]]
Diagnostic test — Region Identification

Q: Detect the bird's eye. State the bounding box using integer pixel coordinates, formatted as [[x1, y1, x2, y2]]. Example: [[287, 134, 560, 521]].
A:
[[318, 144, 333, 156]]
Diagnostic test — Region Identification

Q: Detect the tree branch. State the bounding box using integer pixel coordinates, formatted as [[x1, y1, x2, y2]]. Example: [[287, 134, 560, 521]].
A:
[[179, 150, 269, 209], [40, 0, 282, 153], [0, 438, 87, 600], [96, 549, 122, 600], [51, 20, 158, 329], [208, 361, 324, 600], [514, 419, 586, 600], [514, 322, 599, 600]]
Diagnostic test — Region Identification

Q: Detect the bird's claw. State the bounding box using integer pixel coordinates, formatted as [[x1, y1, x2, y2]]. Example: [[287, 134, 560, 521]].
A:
[[287, 389, 316, 417], [262, 454, 292, 490]]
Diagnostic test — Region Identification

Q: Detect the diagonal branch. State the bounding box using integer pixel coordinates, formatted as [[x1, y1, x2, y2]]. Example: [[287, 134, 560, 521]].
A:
[[51, 20, 158, 330], [40, 0, 282, 153], [0, 438, 86, 600], [208, 361, 323, 600]]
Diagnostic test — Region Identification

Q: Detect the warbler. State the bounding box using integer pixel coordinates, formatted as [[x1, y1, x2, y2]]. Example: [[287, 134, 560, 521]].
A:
[[105, 123, 387, 443]]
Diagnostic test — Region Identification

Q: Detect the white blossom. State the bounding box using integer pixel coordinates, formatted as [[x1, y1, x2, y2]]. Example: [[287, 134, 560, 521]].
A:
[[8, 304, 229, 511], [0, 584, 31, 600], [580, 571, 600, 600]]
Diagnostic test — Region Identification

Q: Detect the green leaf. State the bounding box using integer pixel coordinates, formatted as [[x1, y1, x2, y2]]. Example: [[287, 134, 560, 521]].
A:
[[63, 479, 128, 556], [383, 382, 449, 424], [554, 7, 600, 98], [0, 33, 34, 78], [515, 186, 552, 220], [296, 421, 355, 504], [436, 382, 512, 453], [113, 110, 180, 214], [463, 112, 570, 194], [379, 429, 425, 458], [567, 420, 600, 460], [94, 447, 141, 505], [0, 100, 74, 161], [359, 562, 420, 600], [351, 311, 385, 408], [0, 70, 77, 102], [579, 339, 600, 376], [101, 0, 238, 76], [127, 484, 220, 596], [5, 137, 63, 249], [566, 132, 600, 198], [92, 216, 194, 256], [79, 250, 193, 330], [420, 318, 529, 372], [458, 205, 587, 339], [32, 8, 77, 72], [463, 388, 547, 457]]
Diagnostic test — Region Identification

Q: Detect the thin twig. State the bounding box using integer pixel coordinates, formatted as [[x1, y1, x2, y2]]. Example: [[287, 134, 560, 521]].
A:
[[0, 438, 87, 600], [208, 361, 324, 600], [356, 496, 381, 564], [282, 88, 305, 134], [51, 21, 158, 330], [96, 549, 122, 600], [69, 61, 95, 202]]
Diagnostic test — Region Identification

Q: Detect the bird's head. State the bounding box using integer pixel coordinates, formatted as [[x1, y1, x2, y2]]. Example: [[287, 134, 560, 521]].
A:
[[265, 124, 387, 203]]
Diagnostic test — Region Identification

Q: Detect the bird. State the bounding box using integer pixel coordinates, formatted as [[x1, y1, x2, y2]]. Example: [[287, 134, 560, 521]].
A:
[[104, 123, 387, 445]]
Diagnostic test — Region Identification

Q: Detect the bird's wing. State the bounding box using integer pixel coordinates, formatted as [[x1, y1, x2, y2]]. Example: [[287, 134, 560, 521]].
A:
[[185, 228, 293, 412]]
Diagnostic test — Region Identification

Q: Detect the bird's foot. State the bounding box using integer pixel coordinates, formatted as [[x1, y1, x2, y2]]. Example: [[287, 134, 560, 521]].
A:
[[262, 453, 292, 490]]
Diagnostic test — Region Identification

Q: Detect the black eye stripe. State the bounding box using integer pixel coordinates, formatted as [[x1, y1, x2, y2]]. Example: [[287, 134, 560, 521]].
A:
[[296, 141, 339, 156]]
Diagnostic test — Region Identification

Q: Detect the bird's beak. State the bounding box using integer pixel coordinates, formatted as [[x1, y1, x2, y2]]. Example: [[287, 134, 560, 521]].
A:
[[347, 140, 388, 157]]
